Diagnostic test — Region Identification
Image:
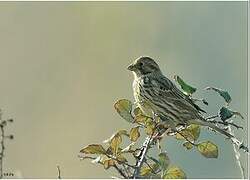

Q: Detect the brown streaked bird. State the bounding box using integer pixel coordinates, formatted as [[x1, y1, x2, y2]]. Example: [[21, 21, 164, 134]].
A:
[[127, 56, 233, 138]]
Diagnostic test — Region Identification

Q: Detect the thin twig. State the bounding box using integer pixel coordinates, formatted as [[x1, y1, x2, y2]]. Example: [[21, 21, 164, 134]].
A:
[[211, 120, 243, 130], [227, 126, 245, 179], [121, 163, 131, 178], [113, 164, 127, 178], [205, 115, 219, 120], [177, 131, 198, 146], [145, 160, 157, 174], [0, 111, 4, 179], [56, 165, 61, 179], [80, 156, 128, 178], [105, 154, 136, 168]]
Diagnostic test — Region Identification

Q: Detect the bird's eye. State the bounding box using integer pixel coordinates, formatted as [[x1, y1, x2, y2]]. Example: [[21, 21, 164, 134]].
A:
[[139, 62, 143, 66]]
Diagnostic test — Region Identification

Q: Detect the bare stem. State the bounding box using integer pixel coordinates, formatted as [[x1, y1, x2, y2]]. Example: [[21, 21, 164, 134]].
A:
[[113, 164, 127, 178], [227, 126, 245, 179], [57, 165, 61, 179], [132, 135, 154, 178], [208, 119, 243, 130], [177, 131, 198, 146], [205, 115, 219, 120], [0, 112, 4, 179]]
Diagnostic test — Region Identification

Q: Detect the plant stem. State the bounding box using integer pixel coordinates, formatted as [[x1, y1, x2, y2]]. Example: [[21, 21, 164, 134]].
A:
[[0, 111, 4, 179], [132, 136, 153, 178], [57, 165, 61, 179], [113, 164, 127, 178], [227, 126, 245, 179]]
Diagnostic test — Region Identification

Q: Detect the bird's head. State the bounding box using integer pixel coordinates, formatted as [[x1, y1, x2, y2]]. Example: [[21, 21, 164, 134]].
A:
[[127, 56, 161, 77]]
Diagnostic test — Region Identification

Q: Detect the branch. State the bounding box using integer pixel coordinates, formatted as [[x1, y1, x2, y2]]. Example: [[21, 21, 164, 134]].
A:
[[56, 165, 61, 179], [132, 136, 153, 178], [0, 110, 5, 179], [145, 160, 157, 174], [177, 131, 198, 146], [113, 164, 127, 178], [227, 126, 245, 179], [80, 156, 129, 178], [0, 124, 4, 179], [208, 119, 243, 130]]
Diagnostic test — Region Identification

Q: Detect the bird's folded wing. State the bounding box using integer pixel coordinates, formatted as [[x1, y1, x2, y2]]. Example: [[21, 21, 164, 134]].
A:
[[153, 76, 206, 113]]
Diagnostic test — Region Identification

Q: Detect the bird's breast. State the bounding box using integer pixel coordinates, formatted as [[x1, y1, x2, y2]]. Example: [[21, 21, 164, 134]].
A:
[[132, 78, 155, 117]]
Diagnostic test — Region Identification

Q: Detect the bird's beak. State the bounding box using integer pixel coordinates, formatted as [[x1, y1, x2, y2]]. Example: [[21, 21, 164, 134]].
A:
[[127, 64, 135, 71]]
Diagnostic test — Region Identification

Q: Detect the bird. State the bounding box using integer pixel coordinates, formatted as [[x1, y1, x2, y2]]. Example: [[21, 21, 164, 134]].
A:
[[127, 56, 233, 139]]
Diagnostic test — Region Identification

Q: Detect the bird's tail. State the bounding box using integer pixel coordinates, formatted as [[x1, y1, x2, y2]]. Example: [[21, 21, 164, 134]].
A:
[[189, 118, 234, 139]]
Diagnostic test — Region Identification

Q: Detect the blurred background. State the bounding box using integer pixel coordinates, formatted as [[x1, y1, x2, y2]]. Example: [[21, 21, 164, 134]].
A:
[[0, 1, 247, 178]]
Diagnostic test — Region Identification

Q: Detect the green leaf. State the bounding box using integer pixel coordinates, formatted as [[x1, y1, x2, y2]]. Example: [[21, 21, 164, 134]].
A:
[[219, 107, 244, 122], [197, 141, 218, 158], [158, 152, 170, 172], [80, 144, 106, 155], [114, 99, 134, 123], [163, 166, 186, 179], [183, 142, 193, 150], [174, 75, 196, 95], [129, 126, 140, 142], [205, 87, 232, 104]]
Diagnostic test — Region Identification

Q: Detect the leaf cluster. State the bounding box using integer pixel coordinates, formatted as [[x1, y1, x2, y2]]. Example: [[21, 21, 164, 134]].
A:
[[79, 75, 247, 178]]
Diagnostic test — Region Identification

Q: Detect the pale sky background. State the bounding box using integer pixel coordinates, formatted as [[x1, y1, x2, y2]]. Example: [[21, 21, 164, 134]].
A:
[[0, 2, 247, 178]]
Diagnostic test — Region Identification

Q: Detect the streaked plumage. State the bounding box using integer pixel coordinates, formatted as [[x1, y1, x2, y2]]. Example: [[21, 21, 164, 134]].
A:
[[128, 56, 233, 138]]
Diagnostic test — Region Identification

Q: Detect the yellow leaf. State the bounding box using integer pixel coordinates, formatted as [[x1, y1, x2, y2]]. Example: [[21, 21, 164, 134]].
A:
[[80, 144, 106, 155], [133, 107, 143, 116], [182, 142, 193, 150], [110, 134, 122, 155], [116, 155, 127, 164], [134, 114, 148, 124], [187, 124, 200, 141], [176, 124, 200, 141], [140, 163, 159, 176], [103, 130, 128, 144], [197, 141, 218, 158], [114, 99, 134, 123], [163, 166, 186, 179], [103, 159, 115, 169], [130, 126, 140, 142]]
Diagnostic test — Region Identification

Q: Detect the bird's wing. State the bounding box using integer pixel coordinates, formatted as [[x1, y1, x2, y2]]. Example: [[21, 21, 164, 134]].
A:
[[152, 75, 206, 113]]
